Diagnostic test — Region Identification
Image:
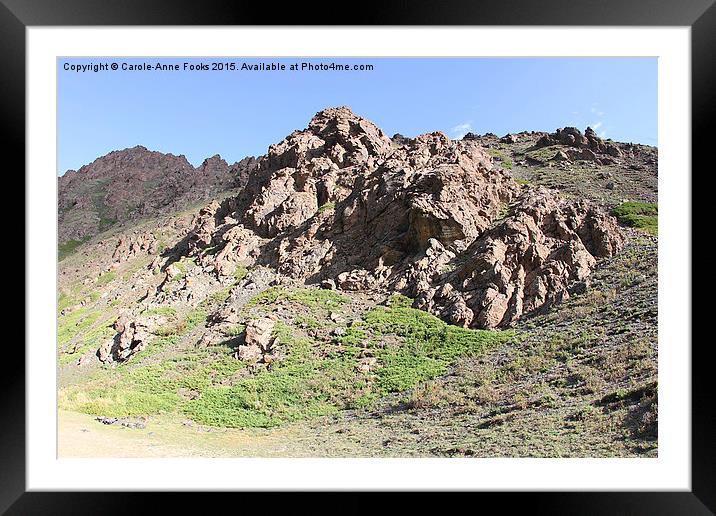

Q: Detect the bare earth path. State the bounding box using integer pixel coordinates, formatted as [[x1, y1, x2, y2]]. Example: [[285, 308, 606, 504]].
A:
[[58, 410, 358, 458]]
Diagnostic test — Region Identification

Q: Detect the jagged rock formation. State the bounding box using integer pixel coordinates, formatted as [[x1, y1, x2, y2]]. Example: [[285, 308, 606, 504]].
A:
[[412, 187, 624, 328], [98, 314, 153, 363], [180, 107, 625, 329], [57, 106, 657, 458], [532, 126, 622, 159], [58, 146, 258, 245], [111, 230, 159, 265]]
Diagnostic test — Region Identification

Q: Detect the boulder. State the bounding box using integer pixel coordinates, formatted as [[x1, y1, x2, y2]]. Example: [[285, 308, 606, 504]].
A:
[[532, 126, 625, 160], [245, 317, 276, 350], [320, 278, 336, 290], [236, 317, 279, 364], [565, 148, 598, 161], [551, 150, 571, 162], [112, 231, 159, 263], [98, 317, 152, 363]]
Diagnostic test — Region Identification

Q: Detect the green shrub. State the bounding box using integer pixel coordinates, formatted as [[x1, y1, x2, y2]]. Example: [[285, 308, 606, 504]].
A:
[[385, 293, 413, 308], [58, 307, 101, 347], [364, 305, 512, 393], [210, 285, 234, 304], [233, 265, 248, 282], [58, 322, 115, 365], [612, 202, 658, 235], [318, 202, 336, 213], [525, 145, 561, 163], [185, 307, 208, 331], [222, 324, 245, 337], [247, 287, 348, 310], [172, 257, 197, 282], [60, 345, 245, 417], [58, 292, 75, 313], [143, 306, 178, 317]]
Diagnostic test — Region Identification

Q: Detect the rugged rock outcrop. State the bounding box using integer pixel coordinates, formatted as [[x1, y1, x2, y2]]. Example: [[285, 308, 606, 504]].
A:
[[111, 230, 159, 264], [179, 107, 624, 329], [532, 126, 622, 159], [98, 314, 152, 363], [412, 187, 624, 328], [236, 317, 280, 363]]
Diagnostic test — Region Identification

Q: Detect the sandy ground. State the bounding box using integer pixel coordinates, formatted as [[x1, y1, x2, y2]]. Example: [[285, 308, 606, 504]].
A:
[[58, 409, 344, 458]]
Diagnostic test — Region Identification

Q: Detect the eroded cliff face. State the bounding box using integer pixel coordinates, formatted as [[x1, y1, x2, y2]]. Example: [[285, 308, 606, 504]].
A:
[[179, 106, 624, 329]]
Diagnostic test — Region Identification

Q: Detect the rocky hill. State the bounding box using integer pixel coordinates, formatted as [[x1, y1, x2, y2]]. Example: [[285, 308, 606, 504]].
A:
[[462, 127, 657, 205], [57, 107, 658, 458], [172, 108, 626, 333], [58, 145, 257, 250]]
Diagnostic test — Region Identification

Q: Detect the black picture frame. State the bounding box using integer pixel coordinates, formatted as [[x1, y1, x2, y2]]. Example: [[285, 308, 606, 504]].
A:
[[5, 0, 712, 512]]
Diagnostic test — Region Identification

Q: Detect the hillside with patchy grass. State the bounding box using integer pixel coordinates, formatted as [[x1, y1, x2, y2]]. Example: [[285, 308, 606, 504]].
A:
[[58, 108, 658, 457]]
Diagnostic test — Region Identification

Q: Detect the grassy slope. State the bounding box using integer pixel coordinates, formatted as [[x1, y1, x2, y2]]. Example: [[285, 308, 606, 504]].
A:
[[60, 288, 511, 429], [488, 138, 658, 207], [612, 201, 658, 235]]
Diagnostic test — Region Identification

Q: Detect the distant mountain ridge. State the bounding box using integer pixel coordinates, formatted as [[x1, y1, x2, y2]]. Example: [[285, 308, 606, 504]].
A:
[[58, 145, 257, 246]]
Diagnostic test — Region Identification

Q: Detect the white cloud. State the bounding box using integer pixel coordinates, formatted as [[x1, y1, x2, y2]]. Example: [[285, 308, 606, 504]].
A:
[[451, 121, 472, 139], [588, 120, 606, 138]]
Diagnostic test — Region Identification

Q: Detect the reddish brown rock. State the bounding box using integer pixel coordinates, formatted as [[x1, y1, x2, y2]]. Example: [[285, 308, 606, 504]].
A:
[[99, 317, 152, 363], [413, 187, 624, 328], [112, 230, 159, 263], [177, 107, 625, 329]]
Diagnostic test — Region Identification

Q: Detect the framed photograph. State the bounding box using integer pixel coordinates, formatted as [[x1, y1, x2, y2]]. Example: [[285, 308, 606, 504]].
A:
[[8, 0, 712, 511]]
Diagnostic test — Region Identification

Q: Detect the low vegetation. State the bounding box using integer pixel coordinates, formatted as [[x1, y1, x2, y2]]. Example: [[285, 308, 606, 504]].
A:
[[246, 286, 348, 310], [96, 270, 117, 286], [525, 145, 561, 163], [233, 265, 248, 282], [57, 120, 659, 457], [612, 201, 658, 235], [318, 202, 336, 213], [57, 303, 117, 365], [60, 292, 512, 429], [487, 147, 513, 169], [58, 237, 89, 261], [60, 344, 245, 417]]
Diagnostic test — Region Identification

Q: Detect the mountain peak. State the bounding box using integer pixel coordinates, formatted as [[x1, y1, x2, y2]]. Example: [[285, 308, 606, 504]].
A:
[[308, 106, 388, 144], [58, 146, 253, 245]]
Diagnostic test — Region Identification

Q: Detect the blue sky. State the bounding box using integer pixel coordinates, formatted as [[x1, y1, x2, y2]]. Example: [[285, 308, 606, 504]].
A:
[[58, 57, 657, 174]]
